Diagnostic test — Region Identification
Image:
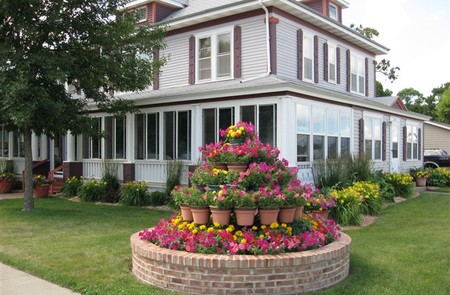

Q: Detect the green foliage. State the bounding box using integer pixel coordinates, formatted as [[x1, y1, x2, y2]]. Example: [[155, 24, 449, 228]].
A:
[[372, 171, 397, 202], [149, 191, 169, 206], [165, 160, 184, 196], [376, 81, 393, 97], [101, 160, 120, 202], [78, 179, 107, 202], [0, 159, 14, 173], [427, 168, 450, 187], [61, 176, 83, 198], [348, 154, 374, 182], [383, 172, 414, 198], [119, 181, 150, 206], [350, 24, 379, 39], [436, 87, 450, 123], [313, 157, 350, 189]]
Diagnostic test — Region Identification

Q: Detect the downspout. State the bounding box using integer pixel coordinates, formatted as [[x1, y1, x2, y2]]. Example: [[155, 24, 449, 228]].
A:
[[240, 0, 271, 83]]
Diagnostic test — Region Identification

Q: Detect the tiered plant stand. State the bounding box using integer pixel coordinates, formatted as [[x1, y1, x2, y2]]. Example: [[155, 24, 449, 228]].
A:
[[130, 231, 351, 294]]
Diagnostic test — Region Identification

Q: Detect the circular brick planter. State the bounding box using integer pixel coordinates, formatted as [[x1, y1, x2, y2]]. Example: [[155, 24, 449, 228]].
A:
[[130, 231, 351, 294]]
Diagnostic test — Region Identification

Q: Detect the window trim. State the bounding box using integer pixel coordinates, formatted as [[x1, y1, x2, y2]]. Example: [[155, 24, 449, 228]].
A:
[[350, 53, 366, 95], [329, 3, 338, 20], [135, 6, 148, 23], [328, 43, 337, 84], [302, 33, 314, 83], [363, 113, 383, 161], [195, 27, 234, 83], [405, 121, 420, 161]]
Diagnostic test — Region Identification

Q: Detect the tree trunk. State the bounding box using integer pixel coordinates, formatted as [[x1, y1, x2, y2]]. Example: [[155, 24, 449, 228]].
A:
[[23, 128, 34, 211]]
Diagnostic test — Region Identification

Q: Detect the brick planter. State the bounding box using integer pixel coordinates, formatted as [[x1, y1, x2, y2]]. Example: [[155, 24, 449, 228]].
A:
[[130, 231, 351, 294]]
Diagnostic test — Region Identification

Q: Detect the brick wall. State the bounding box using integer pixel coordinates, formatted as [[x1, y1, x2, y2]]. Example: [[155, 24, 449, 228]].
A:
[[130, 232, 351, 294]]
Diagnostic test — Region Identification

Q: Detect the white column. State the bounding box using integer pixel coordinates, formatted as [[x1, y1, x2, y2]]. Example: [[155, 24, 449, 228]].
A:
[[49, 138, 55, 170], [8, 132, 14, 159], [125, 113, 135, 163], [191, 104, 202, 162], [278, 97, 297, 167], [40, 135, 48, 160], [76, 135, 83, 161], [66, 131, 76, 162], [31, 133, 39, 161]]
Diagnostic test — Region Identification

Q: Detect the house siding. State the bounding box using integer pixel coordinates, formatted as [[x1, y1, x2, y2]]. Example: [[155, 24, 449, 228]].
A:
[[424, 124, 450, 152]]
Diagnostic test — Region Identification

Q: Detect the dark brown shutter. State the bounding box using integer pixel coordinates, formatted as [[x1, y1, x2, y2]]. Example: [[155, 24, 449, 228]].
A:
[[297, 29, 303, 80], [346, 49, 350, 92], [234, 26, 242, 79], [365, 58, 369, 96], [382, 121, 387, 161], [188, 36, 195, 85], [269, 22, 277, 75], [336, 47, 341, 84], [373, 60, 377, 97], [403, 126, 407, 161], [418, 128, 422, 160], [323, 42, 328, 81], [314, 35, 318, 83], [359, 118, 364, 154], [153, 49, 160, 90]]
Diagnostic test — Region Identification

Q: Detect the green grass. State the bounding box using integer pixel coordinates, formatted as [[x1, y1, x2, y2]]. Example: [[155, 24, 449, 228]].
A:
[[0, 193, 449, 295], [431, 186, 450, 193]]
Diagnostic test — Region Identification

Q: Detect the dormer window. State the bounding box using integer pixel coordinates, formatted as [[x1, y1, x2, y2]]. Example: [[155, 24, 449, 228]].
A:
[[329, 3, 338, 20], [135, 6, 147, 23]]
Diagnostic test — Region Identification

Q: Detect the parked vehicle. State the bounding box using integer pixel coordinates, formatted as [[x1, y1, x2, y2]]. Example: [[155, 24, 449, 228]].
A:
[[424, 149, 450, 168]]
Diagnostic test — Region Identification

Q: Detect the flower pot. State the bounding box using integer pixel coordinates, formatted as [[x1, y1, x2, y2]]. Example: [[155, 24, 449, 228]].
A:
[[212, 162, 228, 171], [311, 210, 329, 220], [34, 184, 50, 198], [180, 205, 193, 222], [210, 207, 232, 226], [294, 206, 304, 220], [227, 163, 248, 173], [259, 208, 279, 225], [190, 207, 210, 225], [234, 207, 257, 226], [278, 207, 296, 223], [0, 180, 13, 194], [228, 137, 246, 145], [416, 177, 427, 187]]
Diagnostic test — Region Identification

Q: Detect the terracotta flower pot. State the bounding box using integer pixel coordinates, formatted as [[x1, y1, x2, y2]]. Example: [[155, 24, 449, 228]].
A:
[[311, 210, 329, 220], [34, 184, 50, 198], [210, 207, 232, 226], [259, 208, 279, 225], [212, 162, 228, 171], [416, 177, 427, 187], [294, 206, 304, 220], [227, 163, 248, 173], [190, 207, 210, 225], [234, 207, 257, 226], [278, 207, 296, 223], [180, 205, 193, 222], [0, 180, 13, 194]]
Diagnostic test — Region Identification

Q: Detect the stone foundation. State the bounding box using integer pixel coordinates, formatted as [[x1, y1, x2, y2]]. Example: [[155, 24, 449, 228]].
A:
[[130, 231, 351, 294]]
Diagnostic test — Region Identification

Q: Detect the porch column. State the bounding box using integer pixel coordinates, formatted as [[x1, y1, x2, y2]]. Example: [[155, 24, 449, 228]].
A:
[[278, 97, 297, 167], [63, 132, 83, 180], [40, 135, 48, 160], [31, 133, 39, 161], [123, 113, 135, 182], [191, 104, 202, 162], [66, 132, 76, 162]]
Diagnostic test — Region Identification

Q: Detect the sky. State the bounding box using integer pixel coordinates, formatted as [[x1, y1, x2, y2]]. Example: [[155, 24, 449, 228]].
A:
[[344, 0, 450, 97]]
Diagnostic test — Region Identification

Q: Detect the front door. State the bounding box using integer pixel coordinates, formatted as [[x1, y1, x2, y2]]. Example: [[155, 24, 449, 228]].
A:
[[390, 119, 400, 173]]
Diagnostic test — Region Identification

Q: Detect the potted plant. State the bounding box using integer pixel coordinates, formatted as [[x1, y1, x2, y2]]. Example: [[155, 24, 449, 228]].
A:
[[255, 186, 284, 225], [279, 180, 306, 223], [303, 189, 336, 219], [208, 186, 235, 225], [188, 188, 211, 225], [411, 167, 430, 187], [33, 174, 54, 198], [171, 185, 193, 221], [220, 121, 255, 145], [233, 189, 257, 226], [190, 163, 228, 190], [0, 171, 14, 194]]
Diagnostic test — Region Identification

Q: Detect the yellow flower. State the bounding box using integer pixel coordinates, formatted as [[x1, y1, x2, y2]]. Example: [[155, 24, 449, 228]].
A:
[[259, 234, 265, 239], [207, 227, 214, 232], [213, 222, 221, 228], [192, 229, 198, 234], [270, 222, 279, 229], [281, 223, 287, 228], [199, 225, 206, 230], [252, 226, 258, 231], [261, 225, 267, 230], [241, 238, 247, 244]]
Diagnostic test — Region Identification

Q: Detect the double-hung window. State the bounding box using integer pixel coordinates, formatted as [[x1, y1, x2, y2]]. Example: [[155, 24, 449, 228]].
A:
[[328, 44, 337, 83], [406, 124, 418, 160], [105, 116, 126, 159], [197, 29, 232, 82], [82, 118, 102, 159], [203, 107, 234, 146], [164, 111, 191, 160], [329, 4, 338, 20], [135, 6, 147, 23], [240, 104, 277, 147], [351, 54, 365, 95], [364, 115, 382, 160], [303, 34, 314, 82], [135, 113, 160, 160]]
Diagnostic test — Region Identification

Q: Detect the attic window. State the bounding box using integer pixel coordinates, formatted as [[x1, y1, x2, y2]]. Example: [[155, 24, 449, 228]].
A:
[[329, 4, 338, 20], [135, 6, 147, 23]]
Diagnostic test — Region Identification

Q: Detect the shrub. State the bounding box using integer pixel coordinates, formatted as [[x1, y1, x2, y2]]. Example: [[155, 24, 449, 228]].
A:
[[372, 171, 396, 202], [165, 160, 184, 196], [78, 179, 107, 202], [427, 168, 450, 187], [61, 176, 83, 198], [101, 160, 120, 203], [313, 157, 350, 189], [149, 191, 169, 206], [119, 181, 150, 206], [383, 172, 414, 198], [349, 154, 373, 182]]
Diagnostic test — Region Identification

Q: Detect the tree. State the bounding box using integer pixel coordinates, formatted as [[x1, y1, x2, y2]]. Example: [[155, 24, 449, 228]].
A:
[[436, 87, 450, 123], [350, 24, 400, 83], [0, 0, 166, 211], [376, 81, 393, 97], [397, 88, 425, 114]]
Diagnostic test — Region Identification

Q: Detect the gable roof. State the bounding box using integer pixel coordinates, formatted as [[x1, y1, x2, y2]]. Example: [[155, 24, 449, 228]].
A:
[[366, 96, 408, 111], [159, 0, 389, 55]]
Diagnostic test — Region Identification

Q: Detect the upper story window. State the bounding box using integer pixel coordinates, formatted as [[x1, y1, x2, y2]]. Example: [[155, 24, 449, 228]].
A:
[[135, 6, 147, 23], [303, 34, 314, 82], [328, 44, 337, 83], [329, 4, 338, 20], [351, 54, 365, 95], [197, 29, 232, 82]]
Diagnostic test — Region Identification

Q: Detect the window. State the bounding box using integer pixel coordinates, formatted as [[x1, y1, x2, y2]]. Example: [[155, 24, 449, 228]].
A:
[[1, 126, 9, 157], [239, 104, 277, 147], [135, 113, 160, 160], [406, 124, 418, 160], [105, 116, 126, 159], [135, 6, 147, 22], [197, 30, 232, 82], [203, 108, 234, 145], [12, 132, 24, 158], [329, 4, 338, 20], [364, 116, 382, 160], [82, 118, 102, 159], [164, 111, 191, 160], [303, 34, 314, 81], [351, 54, 365, 95], [296, 104, 351, 162], [328, 44, 337, 83]]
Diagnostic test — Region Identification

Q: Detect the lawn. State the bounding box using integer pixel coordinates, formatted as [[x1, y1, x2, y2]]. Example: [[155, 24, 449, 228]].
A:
[[0, 192, 449, 295]]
